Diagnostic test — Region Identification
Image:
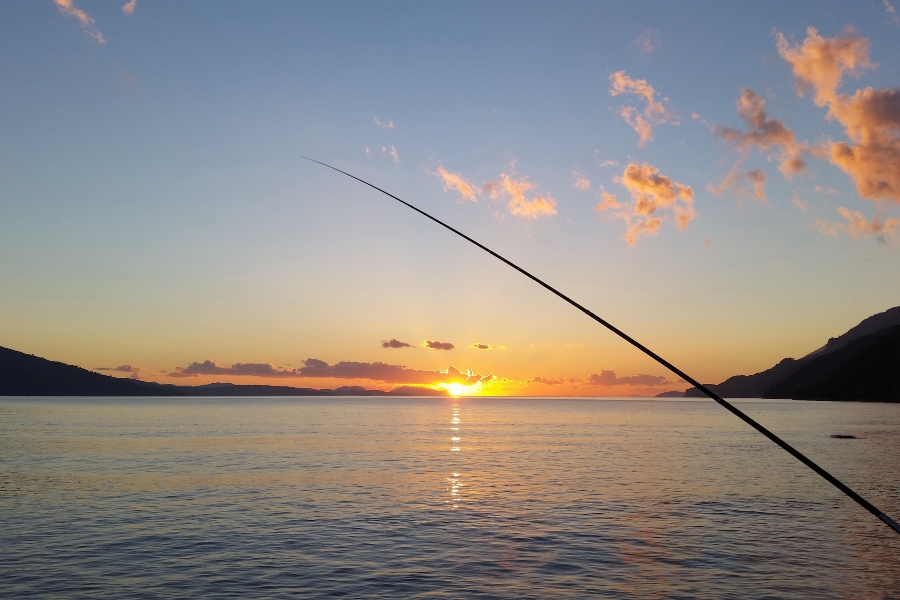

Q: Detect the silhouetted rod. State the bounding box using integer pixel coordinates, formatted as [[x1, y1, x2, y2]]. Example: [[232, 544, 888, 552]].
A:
[[304, 156, 900, 537]]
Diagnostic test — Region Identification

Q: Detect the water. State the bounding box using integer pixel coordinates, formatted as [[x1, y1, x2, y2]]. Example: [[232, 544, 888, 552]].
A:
[[1, 397, 898, 598]]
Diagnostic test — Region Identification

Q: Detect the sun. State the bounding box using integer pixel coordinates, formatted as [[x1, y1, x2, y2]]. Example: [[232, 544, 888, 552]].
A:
[[439, 382, 481, 396]]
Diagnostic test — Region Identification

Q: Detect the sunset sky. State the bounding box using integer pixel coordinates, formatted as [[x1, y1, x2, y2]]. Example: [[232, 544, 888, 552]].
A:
[[1, 1, 899, 396]]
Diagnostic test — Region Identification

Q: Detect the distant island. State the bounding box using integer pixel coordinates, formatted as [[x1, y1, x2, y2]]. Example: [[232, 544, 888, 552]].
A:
[[656, 306, 900, 402], [0, 345, 447, 397]]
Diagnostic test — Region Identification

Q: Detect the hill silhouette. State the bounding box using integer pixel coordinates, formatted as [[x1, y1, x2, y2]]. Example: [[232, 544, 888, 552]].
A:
[[683, 307, 900, 401], [0, 346, 447, 397]]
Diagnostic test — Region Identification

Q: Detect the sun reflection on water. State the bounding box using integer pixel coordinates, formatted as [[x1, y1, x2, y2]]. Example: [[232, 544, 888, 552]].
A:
[[447, 402, 464, 508]]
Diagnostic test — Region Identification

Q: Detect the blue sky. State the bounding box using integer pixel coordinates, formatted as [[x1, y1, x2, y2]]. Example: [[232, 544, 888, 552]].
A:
[[1, 1, 898, 395]]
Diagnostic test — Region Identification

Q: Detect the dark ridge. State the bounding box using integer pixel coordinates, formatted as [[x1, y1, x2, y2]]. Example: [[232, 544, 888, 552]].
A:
[[830, 434, 859, 439], [0, 345, 183, 396], [764, 325, 900, 401], [685, 306, 900, 399], [0, 346, 448, 397]]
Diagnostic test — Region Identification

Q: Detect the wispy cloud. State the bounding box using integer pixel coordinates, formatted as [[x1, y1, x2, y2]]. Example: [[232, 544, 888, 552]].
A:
[[714, 88, 808, 177], [814, 185, 837, 195], [707, 163, 768, 202], [792, 193, 808, 212], [528, 376, 572, 385], [425, 340, 454, 350], [609, 71, 678, 146], [170, 358, 493, 385], [633, 29, 660, 55], [96, 364, 140, 373], [374, 116, 394, 129], [382, 145, 400, 163], [470, 343, 505, 350], [585, 370, 669, 386], [596, 162, 695, 245], [483, 172, 557, 218], [121, 0, 136, 15], [430, 165, 478, 202], [777, 27, 900, 205], [54, 0, 105, 44], [572, 172, 591, 191], [382, 339, 412, 349], [886, 0, 900, 25], [815, 207, 900, 242]]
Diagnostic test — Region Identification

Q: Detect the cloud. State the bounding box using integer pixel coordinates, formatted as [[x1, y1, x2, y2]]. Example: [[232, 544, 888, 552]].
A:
[[776, 26, 873, 107], [572, 172, 591, 191], [608, 71, 678, 146], [597, 159, 619, 167], [815, 207, 900, 242], [887, 0, 900, 25], [714, 89, 808, 177], [777, 27, 900, 204], [633, 29, 660, 55], [122, 0, 136, 15], [792, 193, 808, 212], [470, 343, 505, 350], [382, 339, 412, 349], [594, 191, 621, 211], [707, 163, 768, 201], [528, 376, 568, 385], [814, 185, 837, 195], [430, 165, 478, 202], [381, 145, 400, 163], [483, 173, 557, 218], [425, 340, 454, 350], [96, 364, 140, 373], [374, 116, 394, 129], [170, 358, 493, 385], [585, 370, 669, 386], [596, 162, 695, 245], [826, 87, 900, 203], [54, 0, 105, 44]]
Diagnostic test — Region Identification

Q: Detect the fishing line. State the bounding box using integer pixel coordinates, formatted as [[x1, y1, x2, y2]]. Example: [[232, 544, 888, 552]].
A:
[[303, 156, 900, 537]]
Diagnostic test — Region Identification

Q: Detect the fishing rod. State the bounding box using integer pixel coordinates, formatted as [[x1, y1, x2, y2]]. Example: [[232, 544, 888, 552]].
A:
[[303, 156, 900, 537]]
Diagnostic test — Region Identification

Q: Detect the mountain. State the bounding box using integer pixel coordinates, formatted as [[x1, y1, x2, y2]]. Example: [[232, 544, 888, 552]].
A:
[[684, 306, 900, 400], [764, 325, 900, 401], [0, 346, 448, 397]]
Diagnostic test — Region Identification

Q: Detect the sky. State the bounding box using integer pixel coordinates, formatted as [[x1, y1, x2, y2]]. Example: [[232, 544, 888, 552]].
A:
[[1, 1, 899, 396]]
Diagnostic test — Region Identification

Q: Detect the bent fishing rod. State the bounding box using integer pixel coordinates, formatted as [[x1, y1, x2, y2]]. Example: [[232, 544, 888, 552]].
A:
[[303, 156, 900, 537]]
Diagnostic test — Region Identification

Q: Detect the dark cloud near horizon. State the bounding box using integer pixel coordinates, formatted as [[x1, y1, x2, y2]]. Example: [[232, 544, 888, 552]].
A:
[[528, 376, 575, 385], [425, 340, 454, 350], [169, 358, 492, 385], [586, 370, 669, 386], [96, 364, 140, 373], [382, 338, 413, 348]]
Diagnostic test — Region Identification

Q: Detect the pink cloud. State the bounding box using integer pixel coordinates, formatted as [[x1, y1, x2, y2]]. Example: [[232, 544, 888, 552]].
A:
[[54, 0, 105, 44], [597, 162, 695, 245], [483, 173, 557, 219], [430, 165, 478, 202], [714, 89, 808, 178], [777, 27, 900, 204], [707, 163, 768, 202], [815, 207, 900, 242], [609, 71, 678, 146]]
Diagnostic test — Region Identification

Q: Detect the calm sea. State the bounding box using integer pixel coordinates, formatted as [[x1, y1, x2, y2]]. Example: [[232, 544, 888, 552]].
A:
[[1, 397, 898, 598]]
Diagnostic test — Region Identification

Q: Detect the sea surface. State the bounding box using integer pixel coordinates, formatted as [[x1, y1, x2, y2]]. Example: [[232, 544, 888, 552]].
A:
[[1, 397, 898, 599]]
